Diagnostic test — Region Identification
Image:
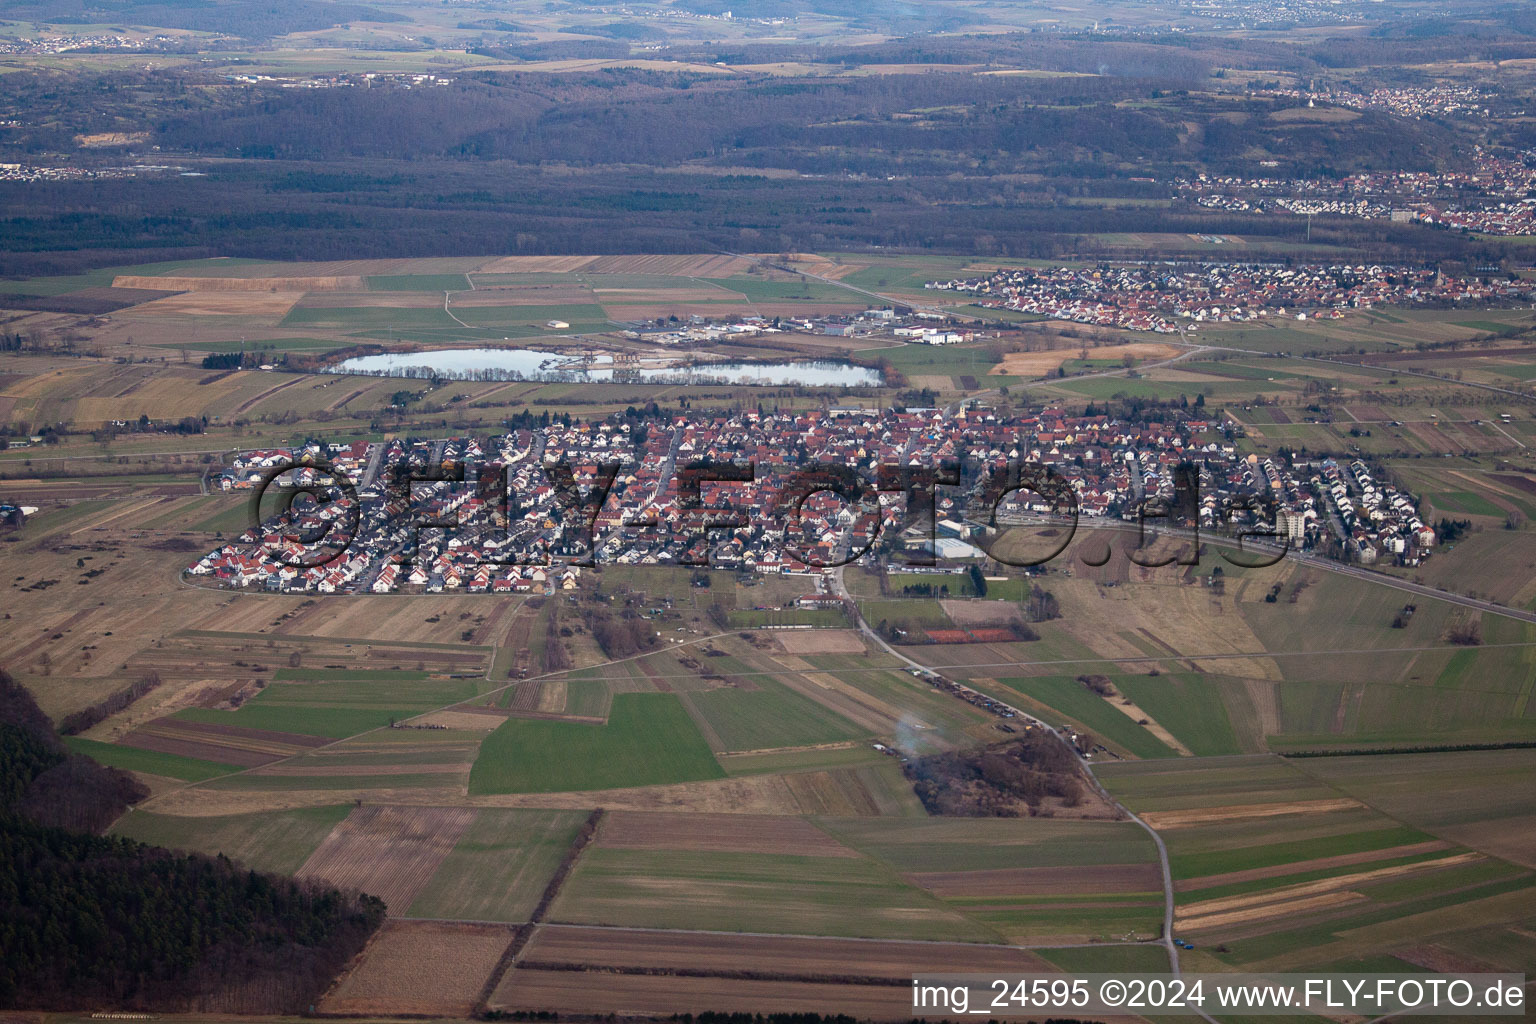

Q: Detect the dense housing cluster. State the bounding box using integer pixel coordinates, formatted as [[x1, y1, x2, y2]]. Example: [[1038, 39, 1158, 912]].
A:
[[0, 34, 173, 54], [0, 164, 156, 183], [187, 405, 1434, 593], [928, 261, 1530, 332], [1179, 150, 1536, 235], [1264, 85, 1499, 119]]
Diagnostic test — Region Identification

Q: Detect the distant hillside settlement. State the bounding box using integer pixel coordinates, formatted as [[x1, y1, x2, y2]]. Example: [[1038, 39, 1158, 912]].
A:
[[929, 260, 1531, 332]]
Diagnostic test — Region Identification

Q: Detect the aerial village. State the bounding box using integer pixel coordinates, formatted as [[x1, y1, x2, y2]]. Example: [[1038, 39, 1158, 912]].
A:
[[927, 261, 1530, 333], [1178, 149, 1536, 236], [1262, 83, 1501, 120], [187, 405, 1437, 593]]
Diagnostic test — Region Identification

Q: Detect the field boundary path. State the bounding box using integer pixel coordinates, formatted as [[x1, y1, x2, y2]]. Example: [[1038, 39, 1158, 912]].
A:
[[828, 565, 1223, 1024], [473, 808, 605, 1014], [443, 290, 472, 329]]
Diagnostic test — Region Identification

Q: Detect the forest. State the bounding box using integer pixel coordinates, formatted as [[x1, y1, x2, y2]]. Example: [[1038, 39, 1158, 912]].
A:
[[0, 669, 385, 1012], [904, 734, 1089, 816], [1, 0, 403, 40], [4, 67, 1461, 174], [0, 55, 1518, 278]]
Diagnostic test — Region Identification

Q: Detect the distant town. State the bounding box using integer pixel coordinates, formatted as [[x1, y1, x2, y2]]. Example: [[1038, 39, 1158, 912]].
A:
[[928, 261, 1530, 333], [1180, 148, 1536, 236], [0, 32, 177, 55], [0, 163, 182, 183]]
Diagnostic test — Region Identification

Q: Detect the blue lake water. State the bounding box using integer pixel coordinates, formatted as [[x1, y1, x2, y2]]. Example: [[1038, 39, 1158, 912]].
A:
[[327, 348, 883, 387]]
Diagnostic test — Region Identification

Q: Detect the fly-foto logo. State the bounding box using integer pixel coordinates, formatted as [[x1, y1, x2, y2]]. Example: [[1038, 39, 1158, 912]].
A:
[[244, 453, 1288, 573]]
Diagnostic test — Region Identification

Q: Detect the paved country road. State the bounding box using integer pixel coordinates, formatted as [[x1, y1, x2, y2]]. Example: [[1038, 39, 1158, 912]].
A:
[[827, 562, 1198, 1003]]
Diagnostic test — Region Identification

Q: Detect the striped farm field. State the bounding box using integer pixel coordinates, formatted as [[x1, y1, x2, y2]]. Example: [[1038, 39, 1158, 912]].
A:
[[821, 816, 1163, 943], [521, 923, 1051, 978], [366, 273, 471, 291], [542, 811, 1166, 945], [64, 735, 241, 781], [405, 808, 588, 921], [297, 804, 478, 916], [596, 810, 859, 858], [491, 968, 915, 1021], [493, 924, 1050, 1020], [115, 716, 329, 766], [110, 804, 352, 874], [551, 845, 993, 942], [320, 920, 515, 1017], [172, 673, 480, 740], [1298, 748, 1536, 869], [1100, 755, 1536, 970]]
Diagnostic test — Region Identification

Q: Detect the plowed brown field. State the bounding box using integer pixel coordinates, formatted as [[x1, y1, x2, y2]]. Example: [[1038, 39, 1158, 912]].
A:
[[597, 810, 859, 857], [297, 804, 476, 914], [321, 920, 514, 1016]]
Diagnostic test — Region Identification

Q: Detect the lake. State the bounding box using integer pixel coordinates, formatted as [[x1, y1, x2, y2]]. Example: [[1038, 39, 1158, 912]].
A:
[[326, 348, 883, 387]]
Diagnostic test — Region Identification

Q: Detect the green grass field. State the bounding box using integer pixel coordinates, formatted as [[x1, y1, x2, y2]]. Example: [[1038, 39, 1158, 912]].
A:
[[406, 808, 588, 921], [173, 673, 478, 739], [817, 816, 1163, 941], [64, 736, 240, 782], [367, 274, 471, 292], [561, 676, 612, 718], [150, 337, 352, 355], [988, 676, 1177, 760], [718, 744, 888, 776], [172, 704, 409, 739], [856, 599, 954, 631], [686, 673, 869, 752], [553, 846, 995, 942], [192, 499, 259, 535], [0, 257, 267, 295], [1113, 673, 1244, 756], [1097, 755, 1338, 812], [1052, 376, 1257, 402], [110, 804, 351, 874], [1427, 490, 1506, 518], [727, 608, 846, 628], [1039, 944, 1173, 973], [469, 692, 724, 793], [202, 770, 464, 791], [885, 573, 1030, 601], [270, 669, 436, 683], [704, 277, 857, 303], [874, 342, 1000, 377], [963, 901, 1163, 943], [820, 816, 1158, 871], [280, 306, 460, 329], [450, 303, 610, 328]]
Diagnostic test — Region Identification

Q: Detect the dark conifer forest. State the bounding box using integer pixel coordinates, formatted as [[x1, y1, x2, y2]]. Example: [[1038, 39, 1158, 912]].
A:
[[0, 669, 384, 1012]]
